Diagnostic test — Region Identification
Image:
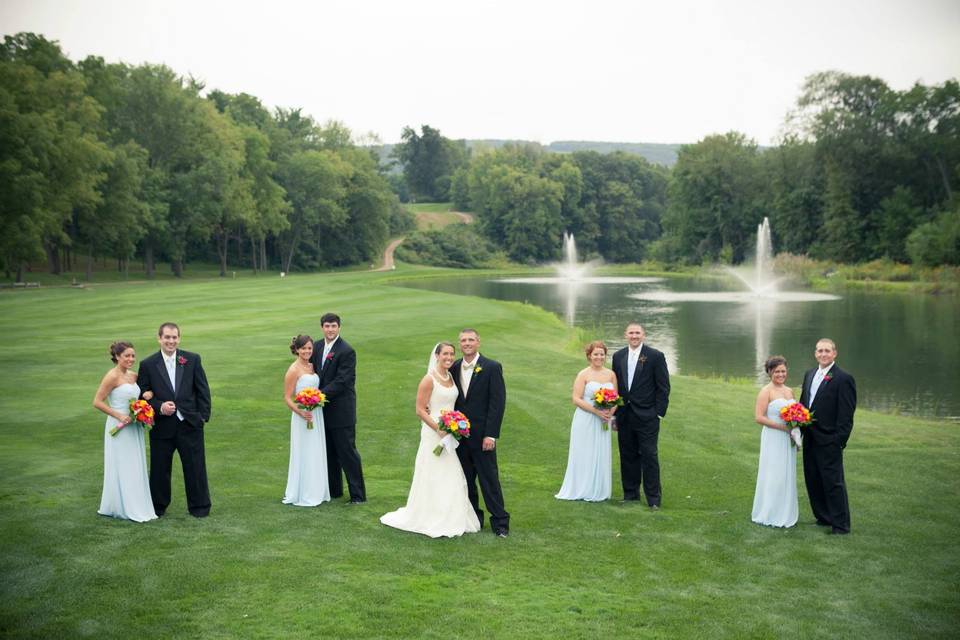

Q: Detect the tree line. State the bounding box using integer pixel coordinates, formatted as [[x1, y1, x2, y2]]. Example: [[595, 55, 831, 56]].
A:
[[1, 33, 411, 282], [3, 31, 958, 282], [395, 73, 959, 267]]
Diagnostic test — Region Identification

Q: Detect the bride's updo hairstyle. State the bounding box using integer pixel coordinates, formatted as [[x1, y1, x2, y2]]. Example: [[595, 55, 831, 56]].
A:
[[110, 340, 134, 363], [290, 335, 313, 355], [584, 340, 608, 358], [435, 341, 455, 355], [764, 355, 787, 375]]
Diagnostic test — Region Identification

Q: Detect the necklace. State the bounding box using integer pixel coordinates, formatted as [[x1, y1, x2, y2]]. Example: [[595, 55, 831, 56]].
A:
[[434, 369, 451, 382]]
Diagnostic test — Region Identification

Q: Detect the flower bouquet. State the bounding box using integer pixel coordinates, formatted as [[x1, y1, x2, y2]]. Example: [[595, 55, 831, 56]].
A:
[[111, 399, 155, 436], [294, 387, 327, 429], [434, 410, 471, 455], [593, 387, 623, 431], [779, 401, 812, 448]]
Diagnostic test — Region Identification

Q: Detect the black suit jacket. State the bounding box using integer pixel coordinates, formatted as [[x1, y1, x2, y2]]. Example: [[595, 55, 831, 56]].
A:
[[612, 344, 670, 421], [311, 337, 357, 430], [799, 364, 856, 447], [137, 349, 211, 437], [452, 354, 506, 446]]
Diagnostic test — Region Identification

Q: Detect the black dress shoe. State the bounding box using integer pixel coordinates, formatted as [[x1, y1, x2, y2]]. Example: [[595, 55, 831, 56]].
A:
[[828, 528, 849, 535], [621, 496, 640, 503], [814, 519, 831, 527], [494, 528, 509, 538], [348, 498, 367, 505]]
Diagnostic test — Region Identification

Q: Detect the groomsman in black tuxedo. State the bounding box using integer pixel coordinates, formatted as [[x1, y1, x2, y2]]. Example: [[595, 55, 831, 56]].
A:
[[612, 323, 670, 508], [310, 313, 366, 503], [799, 338, 857, 534], [452, 328, 510, 537], [138, 322, 212, 517]]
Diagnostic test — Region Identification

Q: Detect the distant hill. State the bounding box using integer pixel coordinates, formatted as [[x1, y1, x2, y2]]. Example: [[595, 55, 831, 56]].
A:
[[372, 139, 682, 169]]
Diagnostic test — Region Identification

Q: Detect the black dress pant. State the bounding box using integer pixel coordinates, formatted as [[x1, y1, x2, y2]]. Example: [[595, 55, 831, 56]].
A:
[[803, 440, 850, 532], [457, 444, 510, 532], [617, 412, 661, 506], [325, 424, 366, 501], [149, 420, 211, 516]]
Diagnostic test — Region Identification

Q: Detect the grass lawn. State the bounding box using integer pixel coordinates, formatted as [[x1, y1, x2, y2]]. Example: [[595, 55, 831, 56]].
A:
[[0, 265, 957, 638]]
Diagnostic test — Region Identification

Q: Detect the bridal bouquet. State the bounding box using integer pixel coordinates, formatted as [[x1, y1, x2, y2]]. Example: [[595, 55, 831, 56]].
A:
[[593, 387, 623, 431], [110, 399, 155, 436], [294, 387, 327, 429], [434, 410, 471, 455], [779, 401, 812, 448]]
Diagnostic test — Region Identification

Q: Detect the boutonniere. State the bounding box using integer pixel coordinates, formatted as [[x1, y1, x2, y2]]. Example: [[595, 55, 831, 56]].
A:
[[638, 355, 647, 368], [325, 353, 335, 361], [474, 366, 483, 374], [177, 356, 187, 366], [823, 374, 832, 383]]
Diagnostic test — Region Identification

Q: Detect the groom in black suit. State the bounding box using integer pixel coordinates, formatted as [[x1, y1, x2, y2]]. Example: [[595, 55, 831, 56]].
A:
[[612, 323, 670, 508], [452, 328, 510, 537], [310, 313, 366, 503], [799, 338, 856, 534], [138, 322, 212, 517]]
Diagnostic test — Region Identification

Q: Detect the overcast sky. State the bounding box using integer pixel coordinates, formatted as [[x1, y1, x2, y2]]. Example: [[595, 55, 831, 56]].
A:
[[3, 0, 958, 145]]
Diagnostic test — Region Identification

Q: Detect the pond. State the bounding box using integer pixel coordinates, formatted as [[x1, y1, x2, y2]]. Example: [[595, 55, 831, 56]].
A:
[[398, 274, 960, 421]]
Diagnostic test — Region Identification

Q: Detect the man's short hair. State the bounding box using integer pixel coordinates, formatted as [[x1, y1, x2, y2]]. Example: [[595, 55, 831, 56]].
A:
[[320, 313, 341, 326]]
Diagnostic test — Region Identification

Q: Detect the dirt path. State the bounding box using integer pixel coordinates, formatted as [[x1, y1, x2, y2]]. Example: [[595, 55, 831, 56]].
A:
[[374, 237, 404, 271], [373, 210, 473, 271]]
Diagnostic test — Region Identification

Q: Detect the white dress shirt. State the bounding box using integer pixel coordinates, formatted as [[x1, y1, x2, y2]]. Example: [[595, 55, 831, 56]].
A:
[[460, 356, 478, 396], [163, 352, 184, 420], [809, 363, 834, 405], [627, 344, 644, 390], [321, 336, 339, 368]]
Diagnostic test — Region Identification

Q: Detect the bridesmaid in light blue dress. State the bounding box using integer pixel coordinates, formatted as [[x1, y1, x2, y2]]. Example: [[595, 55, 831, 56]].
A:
[[282, 335, 331, 507], [751, 355, 799, 528], [92, 341, 157, 523], [556, 341, 617, 502]]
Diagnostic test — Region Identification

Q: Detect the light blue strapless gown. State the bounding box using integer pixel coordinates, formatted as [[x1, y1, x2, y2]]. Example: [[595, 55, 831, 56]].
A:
[[751, 398, 799, 527], [555, 381, 613, 502], [283, 374, 331, 506], [99, 383, 157, 522]]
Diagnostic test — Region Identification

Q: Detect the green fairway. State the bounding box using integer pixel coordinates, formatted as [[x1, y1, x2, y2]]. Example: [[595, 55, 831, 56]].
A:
[[0, 266, 957, 639]]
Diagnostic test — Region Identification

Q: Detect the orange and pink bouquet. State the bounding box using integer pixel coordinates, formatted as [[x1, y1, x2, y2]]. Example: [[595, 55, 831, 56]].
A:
[[294, 387, 327, 429], [779, 401, 812, 428], [779, 401, 811, 448], [111, 399, 155, 436], [593, 387, 623, 431], [433, 410, 471, 455]]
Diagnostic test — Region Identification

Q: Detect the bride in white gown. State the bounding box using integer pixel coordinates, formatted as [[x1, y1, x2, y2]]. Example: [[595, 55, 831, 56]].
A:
[[380, 342, 481, 538]]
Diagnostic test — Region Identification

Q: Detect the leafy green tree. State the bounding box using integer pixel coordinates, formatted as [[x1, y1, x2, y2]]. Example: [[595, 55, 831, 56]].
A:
[[0, 34, 110, 279], [662, 133, 763, 264], [393, 125, 469, 201]]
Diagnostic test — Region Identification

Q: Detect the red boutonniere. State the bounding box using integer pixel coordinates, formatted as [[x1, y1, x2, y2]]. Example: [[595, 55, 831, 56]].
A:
[[177, 356, 187, 366], [823, 374, 832, 383], [325, 353, 334, 361]]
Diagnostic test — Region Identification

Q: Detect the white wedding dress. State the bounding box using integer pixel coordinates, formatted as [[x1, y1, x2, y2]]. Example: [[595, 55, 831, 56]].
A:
[[751, 398, 799, 527], [380, 377, 481, 538], [99, 382, 157, 522], [282, 373, 331, 506]]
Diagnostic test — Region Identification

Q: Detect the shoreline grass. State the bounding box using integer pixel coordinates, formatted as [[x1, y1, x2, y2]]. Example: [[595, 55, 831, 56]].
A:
[[0, 265, 957, 638]]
